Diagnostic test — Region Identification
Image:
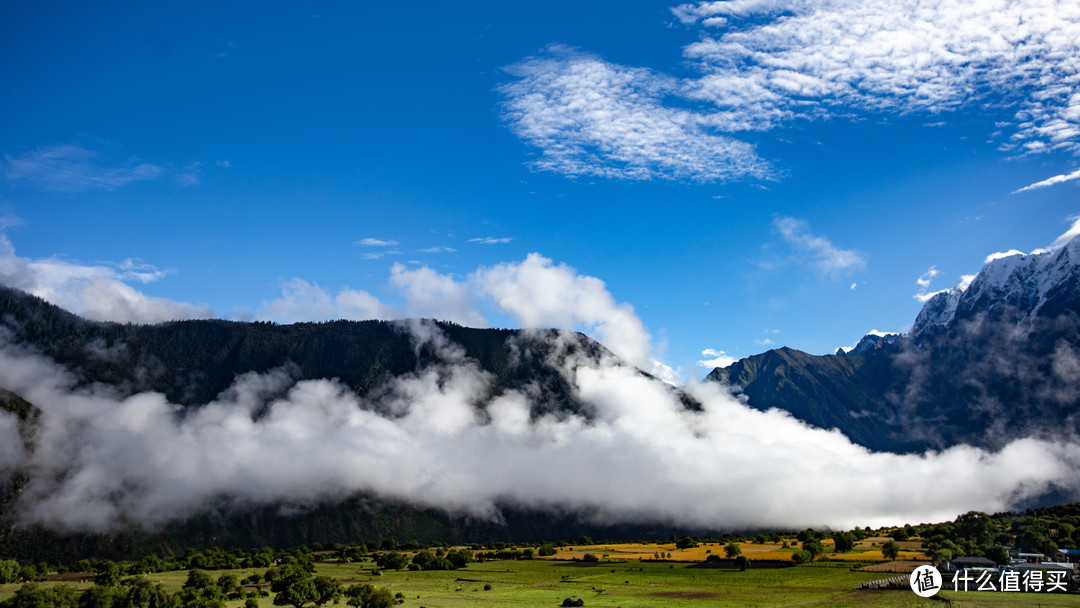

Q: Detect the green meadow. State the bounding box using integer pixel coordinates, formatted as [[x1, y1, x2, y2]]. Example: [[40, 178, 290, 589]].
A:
[[7, 558, 1079, 607]]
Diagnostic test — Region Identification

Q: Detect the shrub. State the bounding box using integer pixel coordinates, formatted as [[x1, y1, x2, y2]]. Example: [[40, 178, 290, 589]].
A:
[[791, 550, 812, 564]]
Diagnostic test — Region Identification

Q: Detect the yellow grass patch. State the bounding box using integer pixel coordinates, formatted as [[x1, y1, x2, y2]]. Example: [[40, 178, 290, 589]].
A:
[[541, 537, 928, 563]]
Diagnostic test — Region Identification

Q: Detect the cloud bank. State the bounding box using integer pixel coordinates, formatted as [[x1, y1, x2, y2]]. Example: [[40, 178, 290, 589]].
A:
[[2, 319, 1078, 534], [0, 234, 212, 324]]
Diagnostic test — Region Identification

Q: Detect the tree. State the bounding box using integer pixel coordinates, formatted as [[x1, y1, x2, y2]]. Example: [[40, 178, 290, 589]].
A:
[[373, 552, 409, 571], [930, 548, 954, 564], [77, 585, 117, 608], [955, 511, 994, 546], [183, 570, 215, 591], [832, 532, 855, 553], [271, 565, 317, 608], [94, 563, 121, 588], [217, 574, 241, 598], [724, 542, 741, 558], [5, 583, 79, 608], [791, 550, 812, 565], [675, 537, 698, 549], [734, 555, 751, 571], [0, 560, 19, 584], [116, 577, 173, 608], [312, 576, 341, 606], [344, 584, 394, 608], [983, 545, 1011, 565], [881, 540, 900, 560], [273, 578, 315, 608], [803, 540, 824, 559]]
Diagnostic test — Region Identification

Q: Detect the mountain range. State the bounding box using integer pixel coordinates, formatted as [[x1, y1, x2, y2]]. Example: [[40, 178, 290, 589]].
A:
[[0, 286, 693, 561], [3, 235, 1080, 560], [708, 235, 1080, 452]]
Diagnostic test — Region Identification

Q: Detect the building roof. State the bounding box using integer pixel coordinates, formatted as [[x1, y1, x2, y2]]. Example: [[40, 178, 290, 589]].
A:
[[952, 557, 997, 566]]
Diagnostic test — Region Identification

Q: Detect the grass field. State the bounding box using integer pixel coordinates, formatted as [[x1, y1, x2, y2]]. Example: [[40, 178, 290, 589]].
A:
[[544, 538, 928, 563], [7, 556, 1079, 607], [0, 536, 1075, 608]]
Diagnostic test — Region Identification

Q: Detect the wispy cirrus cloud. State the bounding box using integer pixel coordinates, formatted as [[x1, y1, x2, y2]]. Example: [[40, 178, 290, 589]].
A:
[[355, 237, 402, 259], [500, 46, 771, 183], [356, 238, 400, 247], [469, 237, 513, 245], [500, 1, 1080, 182], [773, 216, 866, 277], [1014, 168, 1080, 194], [1, 144, 163, 192]]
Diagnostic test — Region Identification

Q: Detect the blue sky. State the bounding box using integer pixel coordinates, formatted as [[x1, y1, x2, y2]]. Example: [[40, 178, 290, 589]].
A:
[[2, 0, 1079, 380]]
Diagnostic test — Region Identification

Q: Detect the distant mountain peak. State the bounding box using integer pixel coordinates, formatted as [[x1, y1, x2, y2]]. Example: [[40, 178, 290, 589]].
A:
[[845, 331, 901, 356], [911, 233, 1080, 338]]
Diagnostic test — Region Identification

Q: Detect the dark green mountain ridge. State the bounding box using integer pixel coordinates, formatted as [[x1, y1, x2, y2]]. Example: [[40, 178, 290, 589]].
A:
[[0, 286, 699, 561]]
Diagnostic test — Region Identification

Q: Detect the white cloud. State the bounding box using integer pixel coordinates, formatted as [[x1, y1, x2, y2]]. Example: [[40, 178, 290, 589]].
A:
[[502, 1, 1080, 182], [773, 216, 866, 277], [671, 0, 788, 24], [1049, 216, 1080, 252], [0, 231, 661, 371], [389, 264, 488, 328], [914, 289, 948, 303], [1013, 168, 1080, 193], [916, 267, 940, 290], [984, 249, 1026, 264], [0, 234, 211, 324], [698, 347, 736, 368], [258, 279, 397, 323], [7, 325, 1080, 534], [419, 246, 457, 254], [914, 266, 943, 301], [500, 46, 770, 182], [474, 253, 653, 367], [2, 144, 163, 192], [356, 238, 399, 247], [468, 237, 514, 245]]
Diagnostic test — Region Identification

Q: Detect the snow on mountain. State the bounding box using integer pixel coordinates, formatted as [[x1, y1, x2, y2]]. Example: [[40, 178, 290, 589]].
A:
[[911, 232, 1080, 337]]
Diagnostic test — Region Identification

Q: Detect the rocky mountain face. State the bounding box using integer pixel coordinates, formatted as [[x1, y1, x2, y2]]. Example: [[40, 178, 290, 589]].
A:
[[912, 236, 1080, 337], [709, 236, 1080, 453]]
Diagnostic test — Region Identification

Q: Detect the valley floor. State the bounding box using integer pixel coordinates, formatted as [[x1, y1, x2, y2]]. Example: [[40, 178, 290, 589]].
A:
[[4, 558, 1080, 607]]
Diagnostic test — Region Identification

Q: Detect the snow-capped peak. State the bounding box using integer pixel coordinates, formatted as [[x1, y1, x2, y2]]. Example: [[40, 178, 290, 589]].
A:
[[911, 229, 1080, 337]]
